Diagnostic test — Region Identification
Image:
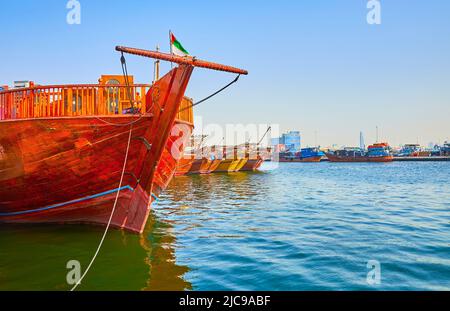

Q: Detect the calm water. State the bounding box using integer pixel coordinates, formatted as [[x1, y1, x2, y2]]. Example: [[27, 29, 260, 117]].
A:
[[0, 162, 449, 290]]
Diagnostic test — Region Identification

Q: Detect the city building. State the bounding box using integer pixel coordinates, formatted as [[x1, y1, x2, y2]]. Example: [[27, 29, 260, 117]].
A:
[[360, 131, 365, 150], [272, 131, 301, 152]]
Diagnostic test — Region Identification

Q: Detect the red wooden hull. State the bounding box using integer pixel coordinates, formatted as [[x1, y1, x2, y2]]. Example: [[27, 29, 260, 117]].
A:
[[152, 120, 193, 196], [2, 184, 150, 233], [0, 65, 193, 233], [326, 154, 393, 163]]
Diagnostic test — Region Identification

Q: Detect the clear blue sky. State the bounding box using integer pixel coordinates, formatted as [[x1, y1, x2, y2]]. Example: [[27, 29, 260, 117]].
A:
[[1, 0, 449, 147]]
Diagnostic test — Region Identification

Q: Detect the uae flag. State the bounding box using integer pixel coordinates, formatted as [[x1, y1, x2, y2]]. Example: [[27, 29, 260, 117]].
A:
[[170, 32, 189, 57]]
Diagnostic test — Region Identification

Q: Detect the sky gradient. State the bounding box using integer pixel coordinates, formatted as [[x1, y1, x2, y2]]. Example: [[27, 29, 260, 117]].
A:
[[1, 0, 449, 147]]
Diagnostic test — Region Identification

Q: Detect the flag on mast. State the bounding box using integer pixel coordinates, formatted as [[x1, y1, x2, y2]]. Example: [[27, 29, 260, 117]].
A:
[[170, 31, 189, 56]]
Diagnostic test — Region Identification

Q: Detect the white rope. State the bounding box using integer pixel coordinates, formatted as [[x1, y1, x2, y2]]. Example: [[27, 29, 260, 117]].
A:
[[70, 124, 134, 291], [94, 114, 144, 127]]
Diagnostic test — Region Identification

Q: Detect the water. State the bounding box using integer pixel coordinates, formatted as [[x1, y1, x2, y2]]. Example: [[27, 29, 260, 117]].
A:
[[0, 162, 449, 290]]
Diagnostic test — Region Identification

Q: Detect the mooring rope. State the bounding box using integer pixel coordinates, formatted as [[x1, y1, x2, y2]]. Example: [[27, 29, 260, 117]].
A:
[[70, 123, 133, 291], [120, 52, 135, 109], [70, 55, 242, 290], [178, 74, 241, 112], [71, 53, 140, 291]]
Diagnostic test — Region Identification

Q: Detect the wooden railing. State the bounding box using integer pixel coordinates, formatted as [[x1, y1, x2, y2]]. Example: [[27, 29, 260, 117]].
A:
[[176, 97, 194, 124], [0, 84, 151, 120]]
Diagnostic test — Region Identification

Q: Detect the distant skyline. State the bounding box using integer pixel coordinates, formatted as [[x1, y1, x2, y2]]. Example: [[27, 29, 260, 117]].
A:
[[0, 1, 449, 146]]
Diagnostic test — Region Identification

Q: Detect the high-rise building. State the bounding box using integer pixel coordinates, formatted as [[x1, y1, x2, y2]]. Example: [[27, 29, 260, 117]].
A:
[[360, 131, 365, 150], [271, 131, 301, 152], [283, 131, 301, 152]]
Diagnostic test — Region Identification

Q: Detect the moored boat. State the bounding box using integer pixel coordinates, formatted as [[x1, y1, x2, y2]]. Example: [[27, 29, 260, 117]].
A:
[[440, 142, 450, 156], [279, 147, 325, 162], [0, 46, 248, 233], [326, 142, 393, 163], [396, 144, 421, 157]]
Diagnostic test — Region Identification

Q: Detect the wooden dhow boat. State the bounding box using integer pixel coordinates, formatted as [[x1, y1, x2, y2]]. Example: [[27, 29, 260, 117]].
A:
[[240, 126, 272, 171], [176, 150, 221, 176], [278, 147, 325, 162], [0, 46, 247, 233], [326, 143, 393, 163]]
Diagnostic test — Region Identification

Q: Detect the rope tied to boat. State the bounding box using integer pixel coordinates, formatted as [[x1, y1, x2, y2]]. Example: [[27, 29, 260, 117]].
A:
[[71, 122, 134, 291], [93, 52, 147, 126], [67, 47, 246, 289], [71, 53, 150, 290], [120, 52, 138, 113], [178, 74, 241, 112]]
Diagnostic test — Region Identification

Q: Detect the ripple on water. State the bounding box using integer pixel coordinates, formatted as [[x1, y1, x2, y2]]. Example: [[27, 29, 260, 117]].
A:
[[156, 162, 450, 290], [1, 162, 448, 290]]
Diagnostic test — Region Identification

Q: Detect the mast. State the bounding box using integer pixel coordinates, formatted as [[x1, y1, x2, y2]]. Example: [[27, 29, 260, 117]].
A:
[[153, 45, 160, 83], [257, 126, 272, 146], [169, 30, 173, 55], [198, 134, 207, 157], [169, 30, 173, 68]]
